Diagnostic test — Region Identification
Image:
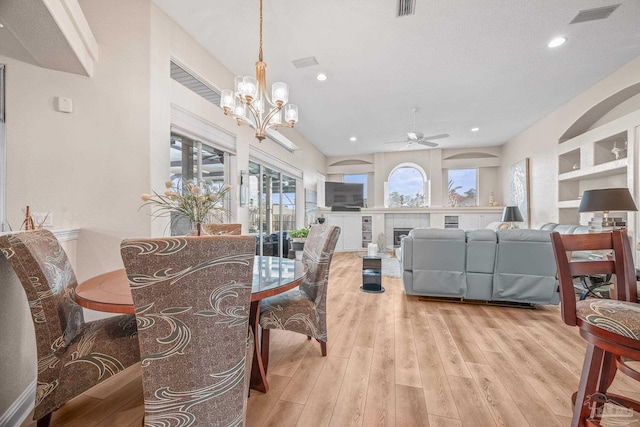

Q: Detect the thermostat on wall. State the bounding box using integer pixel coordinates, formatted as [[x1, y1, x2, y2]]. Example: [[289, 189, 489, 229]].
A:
[[56, 97, 73, 113]]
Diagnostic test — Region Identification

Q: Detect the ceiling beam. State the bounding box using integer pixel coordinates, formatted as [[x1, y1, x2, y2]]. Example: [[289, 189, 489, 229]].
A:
[[0, 0, 98, 76]]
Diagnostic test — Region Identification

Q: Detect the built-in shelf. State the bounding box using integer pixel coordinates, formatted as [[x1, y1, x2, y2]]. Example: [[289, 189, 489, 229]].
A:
[[558, 149, 581, 174], [557, 199, 581, 209], [558, 158, 627, 182], [362, 215, 372, 248], [556, 110, 638, 242]]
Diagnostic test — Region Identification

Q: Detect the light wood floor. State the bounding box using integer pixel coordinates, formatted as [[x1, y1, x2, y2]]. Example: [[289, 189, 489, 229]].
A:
[[23, 252, 640, 427]]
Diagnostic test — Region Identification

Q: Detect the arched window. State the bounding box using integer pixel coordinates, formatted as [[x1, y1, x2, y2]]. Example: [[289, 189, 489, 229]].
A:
[[387, 164, 428, 207]]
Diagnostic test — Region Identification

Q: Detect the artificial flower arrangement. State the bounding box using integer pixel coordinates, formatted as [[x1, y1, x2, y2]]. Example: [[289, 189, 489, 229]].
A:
[[141, 180, 231, 235]]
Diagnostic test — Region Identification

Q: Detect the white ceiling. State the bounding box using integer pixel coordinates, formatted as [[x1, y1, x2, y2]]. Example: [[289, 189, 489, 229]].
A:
[[162, 2, 639, 156]]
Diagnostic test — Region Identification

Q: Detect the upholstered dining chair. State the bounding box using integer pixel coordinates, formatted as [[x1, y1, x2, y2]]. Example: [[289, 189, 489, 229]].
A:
[[551, 230, 640, 427], [259, 224, 340, 361], [120, 235, 255, 427], [0, 230, 140, 427]]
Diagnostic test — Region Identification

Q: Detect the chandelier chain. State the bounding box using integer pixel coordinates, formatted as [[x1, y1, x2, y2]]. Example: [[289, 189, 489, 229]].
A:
[[259, 0, 264, 62]]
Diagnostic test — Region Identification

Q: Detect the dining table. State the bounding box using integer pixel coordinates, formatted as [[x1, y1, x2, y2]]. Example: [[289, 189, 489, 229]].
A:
[[75, 255, 307, 393]]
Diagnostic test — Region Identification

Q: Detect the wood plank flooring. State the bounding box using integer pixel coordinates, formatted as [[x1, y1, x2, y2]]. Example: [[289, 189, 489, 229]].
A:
[[21, 251, 640, 427]]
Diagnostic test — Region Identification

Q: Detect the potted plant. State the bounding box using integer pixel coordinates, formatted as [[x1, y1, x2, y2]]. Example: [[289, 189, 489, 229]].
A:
[[288, 227, 309, 260], [141, 179, 231, 236]]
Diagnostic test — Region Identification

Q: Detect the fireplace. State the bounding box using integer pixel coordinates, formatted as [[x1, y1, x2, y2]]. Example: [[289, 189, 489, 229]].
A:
[[393, 228, 412, 247]]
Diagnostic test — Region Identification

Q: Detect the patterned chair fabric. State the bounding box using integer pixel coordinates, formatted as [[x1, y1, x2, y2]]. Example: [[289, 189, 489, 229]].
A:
[[120, 235, 255, 427], [576, 300, 640, 340], [0, 230, 139, 423], [259, 224, 340, 342]]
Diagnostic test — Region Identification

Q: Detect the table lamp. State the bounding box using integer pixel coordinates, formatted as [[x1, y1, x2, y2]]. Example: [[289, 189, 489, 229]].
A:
[[578, 188, 637, 228], [501, 206, 523, 229]]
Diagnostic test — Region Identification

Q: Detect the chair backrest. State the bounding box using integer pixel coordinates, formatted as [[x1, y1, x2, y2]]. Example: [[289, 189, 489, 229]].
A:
[[120, 235, 255, 427], [550, 230, 636, 326], [203, 223, 242, 235], [300, 224, 340, 305], [0, 230, 84, 352]]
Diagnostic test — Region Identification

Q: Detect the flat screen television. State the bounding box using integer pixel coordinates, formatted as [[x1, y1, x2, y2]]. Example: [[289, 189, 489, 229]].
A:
[[325, 182, 364, 208]]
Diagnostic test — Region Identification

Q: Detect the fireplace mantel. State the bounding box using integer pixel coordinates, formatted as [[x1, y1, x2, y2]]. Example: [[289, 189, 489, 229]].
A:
[[319, 206, 504, 215]]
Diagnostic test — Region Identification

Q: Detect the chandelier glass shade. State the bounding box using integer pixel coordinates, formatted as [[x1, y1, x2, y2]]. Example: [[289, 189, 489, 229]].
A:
[[220, 0, 298, 141]]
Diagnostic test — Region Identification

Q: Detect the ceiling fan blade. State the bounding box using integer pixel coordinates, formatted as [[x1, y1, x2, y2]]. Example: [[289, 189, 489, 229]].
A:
[[422, 133, 449, 140], [384, 140, 409, 145], [398, 142, 414, 151], [417, 140, 439, 147]]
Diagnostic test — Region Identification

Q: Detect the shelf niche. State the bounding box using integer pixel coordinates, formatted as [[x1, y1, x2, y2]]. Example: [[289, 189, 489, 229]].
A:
[[558, 149, 581, 174], [593, 131, 627, 166]]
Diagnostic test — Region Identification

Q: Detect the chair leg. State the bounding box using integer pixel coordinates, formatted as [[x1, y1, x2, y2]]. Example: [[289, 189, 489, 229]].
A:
[[37, 412, 53, 427], [597, 351, 617, 394], [317, 339, 327, 357], [573, 343, 606, 427], [261, 328, 270, 373]]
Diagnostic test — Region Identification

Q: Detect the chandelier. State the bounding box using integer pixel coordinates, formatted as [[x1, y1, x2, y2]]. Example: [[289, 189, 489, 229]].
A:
[[220, 0, 299, 141]]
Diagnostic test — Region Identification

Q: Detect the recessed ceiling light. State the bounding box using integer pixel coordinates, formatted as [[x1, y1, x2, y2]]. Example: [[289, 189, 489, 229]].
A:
[[0, 23, 4, 28], [350, 136, 357, 142], [316, 73, 328, 81], [471, 127, 479, 132], [548, 37, 567, 48]]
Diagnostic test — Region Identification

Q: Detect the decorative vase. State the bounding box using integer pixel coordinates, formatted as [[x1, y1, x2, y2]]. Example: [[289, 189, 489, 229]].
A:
[[189, 221, 209, 236]]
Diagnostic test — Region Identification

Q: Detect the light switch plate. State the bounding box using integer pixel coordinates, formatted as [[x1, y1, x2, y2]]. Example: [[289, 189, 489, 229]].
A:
[[56, 97, 73, 113]]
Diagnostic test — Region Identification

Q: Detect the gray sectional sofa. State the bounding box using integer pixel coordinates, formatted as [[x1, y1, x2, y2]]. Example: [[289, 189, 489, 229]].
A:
[[401, 227, 564, 305]]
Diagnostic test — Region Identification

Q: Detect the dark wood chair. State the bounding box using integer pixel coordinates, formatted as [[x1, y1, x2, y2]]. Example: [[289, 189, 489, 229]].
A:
[[551, 230, 640, 427]]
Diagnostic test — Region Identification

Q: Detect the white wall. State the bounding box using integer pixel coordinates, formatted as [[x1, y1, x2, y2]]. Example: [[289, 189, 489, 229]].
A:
[[501, 55, 640, 229], [2, 0, 152, 281], [326, 147, 503, 208]]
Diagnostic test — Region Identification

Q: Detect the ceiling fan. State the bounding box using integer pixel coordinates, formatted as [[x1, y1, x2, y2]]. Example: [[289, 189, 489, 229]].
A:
[[384, 108, 449, 150]]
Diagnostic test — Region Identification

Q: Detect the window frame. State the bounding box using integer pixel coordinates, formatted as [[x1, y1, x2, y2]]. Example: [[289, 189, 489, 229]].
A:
[[446, 168, 479, 207], [387, 163, 429, 208]]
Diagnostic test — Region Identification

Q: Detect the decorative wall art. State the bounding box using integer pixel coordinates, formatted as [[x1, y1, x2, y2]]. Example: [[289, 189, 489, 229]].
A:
[[510, 158, 530, 228]]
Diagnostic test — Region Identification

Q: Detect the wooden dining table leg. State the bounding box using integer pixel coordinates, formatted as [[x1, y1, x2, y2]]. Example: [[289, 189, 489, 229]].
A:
[[249, 300, 269, 393]]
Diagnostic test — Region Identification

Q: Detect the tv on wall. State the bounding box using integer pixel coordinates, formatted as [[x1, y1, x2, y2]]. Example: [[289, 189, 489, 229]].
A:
[[325, 182, 364, 209]]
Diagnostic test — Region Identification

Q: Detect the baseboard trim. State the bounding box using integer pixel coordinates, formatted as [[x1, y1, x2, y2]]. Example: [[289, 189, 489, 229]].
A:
[[0, 380, 35, 427]]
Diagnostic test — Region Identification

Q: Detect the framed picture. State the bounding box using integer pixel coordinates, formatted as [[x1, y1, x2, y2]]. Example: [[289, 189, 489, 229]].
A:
[[510, 158, 530, 228]]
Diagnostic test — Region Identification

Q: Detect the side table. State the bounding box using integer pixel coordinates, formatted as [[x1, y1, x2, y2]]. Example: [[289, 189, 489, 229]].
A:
[[354, 252, 390, 293]]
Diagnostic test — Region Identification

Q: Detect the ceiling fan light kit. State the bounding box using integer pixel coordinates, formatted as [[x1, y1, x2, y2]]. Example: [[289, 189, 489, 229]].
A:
[[219, 0, 298, 141]]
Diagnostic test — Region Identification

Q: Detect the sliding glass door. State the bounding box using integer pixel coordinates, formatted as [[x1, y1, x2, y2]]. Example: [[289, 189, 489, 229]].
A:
[[248, 160, 297, 257], [169, 133, 228, 235]]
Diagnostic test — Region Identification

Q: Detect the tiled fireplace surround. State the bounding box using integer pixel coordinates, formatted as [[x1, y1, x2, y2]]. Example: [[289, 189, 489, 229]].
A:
[[385, 213, 429, 248]]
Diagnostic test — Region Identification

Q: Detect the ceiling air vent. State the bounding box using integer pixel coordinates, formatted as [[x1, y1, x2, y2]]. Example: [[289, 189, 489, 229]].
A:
[[569, 5, 619, 24], [170, 60, 221, 106], [397, 0, 416, 17], [292, 56, 318, 69]]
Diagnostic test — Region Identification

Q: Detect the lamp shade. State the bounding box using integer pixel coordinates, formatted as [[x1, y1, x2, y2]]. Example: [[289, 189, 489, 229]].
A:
[[578, 188, 638, 213], [502, 206, 523, 222]]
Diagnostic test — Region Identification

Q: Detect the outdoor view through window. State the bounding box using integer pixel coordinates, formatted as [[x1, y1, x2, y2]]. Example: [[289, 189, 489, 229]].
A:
[[388, 166, 426, 207], [448, 168, 478, 207]]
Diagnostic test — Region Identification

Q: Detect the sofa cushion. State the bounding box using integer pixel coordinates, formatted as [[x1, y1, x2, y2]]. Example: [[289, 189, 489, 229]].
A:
[[466, 230, 497, 274], [553, 224, 579, 234], [406, 228, 466, 297], [539, 223, 558, 231], [493, 229, 559, 304]]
